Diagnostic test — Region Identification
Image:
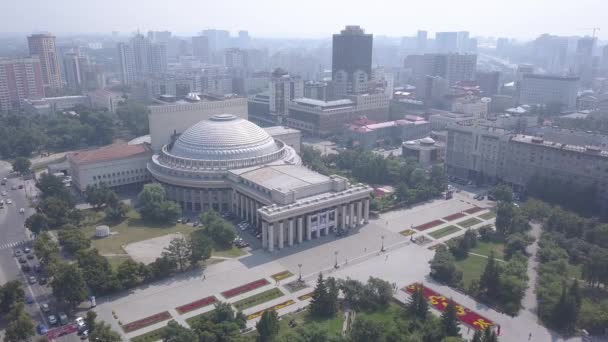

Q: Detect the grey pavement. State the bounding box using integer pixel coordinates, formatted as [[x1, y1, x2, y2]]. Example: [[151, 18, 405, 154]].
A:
[[520, 222, 543, 320]]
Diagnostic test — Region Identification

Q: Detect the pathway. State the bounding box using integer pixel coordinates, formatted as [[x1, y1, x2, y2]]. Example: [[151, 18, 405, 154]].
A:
[[520, 222, 542, 320]]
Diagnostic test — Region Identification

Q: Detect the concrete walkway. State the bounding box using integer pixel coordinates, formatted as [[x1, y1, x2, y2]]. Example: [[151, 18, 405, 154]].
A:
[[520, 222, 543, 320]]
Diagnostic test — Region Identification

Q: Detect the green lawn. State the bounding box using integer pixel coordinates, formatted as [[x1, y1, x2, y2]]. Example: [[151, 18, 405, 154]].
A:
[[478, 211, 496, 220], [456, 217, 483, 228], [429, 225, 461, 239], [469, 241, 505, 260], [357, 302, 403, 325], [82, 209, 197, 255], [185, 310, 215, 327], [106, 255, 132, 270], [212, 246, 246, 258], [129, 326, 167, 342], [247, 310, 345, 340], [455, 254, 488, 288], [232, 288, 285, 311]]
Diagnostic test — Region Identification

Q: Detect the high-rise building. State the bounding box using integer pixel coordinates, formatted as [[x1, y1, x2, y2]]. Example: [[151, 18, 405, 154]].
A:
[[27, 34, 62, 90], [131, 34, 151, 75], [408, 53, 477, 85], [457, 31, 470, 53], [476, 71, 501, 96], [225, 48, 248, 69], [416, 30, 427, 52], [192, 36, 210, 63], [147, 31, 171, 44], [238, 31, 250, 49], [435, 32, 458, 53], [445, 54, 477, 84], [202, 29, 230, 51], [63, 53, 84, 91], [269, 68, 303, 123], [0, 57, 45, 111], [117, 43, 136, 85], [332, 25, 373, 98], [149, 44, 168, 74], [519, 74, 579, 110]]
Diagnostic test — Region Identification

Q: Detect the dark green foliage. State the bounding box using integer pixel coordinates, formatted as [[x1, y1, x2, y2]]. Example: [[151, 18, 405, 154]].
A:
[[4, 302, 35, 342], [58, 226, 91, 254], [11, 157, 31, 174], [429, 246, 462, 287], [527, 175, 598, 216], [440, 299, 461, 337], [350, 317, 385, 342], [256, 310, 280, 342], [116, 100, 149, 136], [25, 212, 50, 234], [491, 184, 513, 203], [309, 273, 339, 317], [51, 263, 88, 309], [338, 277, 392, 311], [406, 284, 429, 320], [137, 184, 181, 223], [479, 251, 501, 298], [449, 229, 478, 259], [76, 249, 121, 295], [0, 281, 25, 313]]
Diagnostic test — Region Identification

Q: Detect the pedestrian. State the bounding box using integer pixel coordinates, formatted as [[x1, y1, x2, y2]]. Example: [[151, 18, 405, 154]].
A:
[[203, 274, 206, 280], [497, 325, 501, 336], [385, 254, 389, 261], [528, 332, 531, 340], [364, 247, 367, 253]]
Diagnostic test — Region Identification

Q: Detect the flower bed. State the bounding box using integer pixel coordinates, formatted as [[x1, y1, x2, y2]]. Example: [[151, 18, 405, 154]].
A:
[[246, 299, 296, 320], [221, 278, 270, 298], [403, 283, 494, 330], [442, 212, 466, 221], [478, 211, 496, 220], [297, 292, 314, 301], [456, 217, 483, 228], [175, 296, 217, 314], [464, 206, 484, 214], [270, 271, 294, 281], [185, 310, 215, 327], [130, 327, 168, 342], [429, 225, 461, 239], [122, 311, 172, 333], [414, 219, 445, 231], [233, 288, 284, 310]]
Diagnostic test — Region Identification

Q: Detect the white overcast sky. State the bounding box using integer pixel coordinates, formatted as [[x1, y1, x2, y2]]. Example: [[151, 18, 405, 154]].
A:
[[1, 0, 605, 40]]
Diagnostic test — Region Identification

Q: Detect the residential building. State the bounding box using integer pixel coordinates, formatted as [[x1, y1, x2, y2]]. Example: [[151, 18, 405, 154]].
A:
[[63, 53, 84, 91], [435, 32, 458, 53], [0, 57, 45, 111], [149, 44, 168, 74], [416, 30, 427, 52], [269, 68, 303, 123], [407, 53, 477, 85], [192, 36, 209, 63], [27, 34, 62, 90], [22, 95, 90, 115], [332, 26, 373, 98], [225, 48, 248, 69], [345, 115, 430, 150], [117, 43, 136, 85], [457, 31, 470, 53], [519, 74, 579, 110], [476, 71, 501, 96]]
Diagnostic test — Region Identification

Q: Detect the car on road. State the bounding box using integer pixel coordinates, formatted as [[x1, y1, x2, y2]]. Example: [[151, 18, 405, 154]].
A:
[[18, 256, 27, 263], [1, 191, 6, 196], [58, 312, 69, 325], [24, 247, 31, 253], [75, 317, 86, 329], [22, 264, 31, 272], [26, 253, 35, 260], [28, 276, 37, 284], [18, 184, 23, 189], [37, 323, 48, 335], [41, 303, 50, 313], [38, 277, 47, 285], [6, 199, 12, 204], [25, 295, 34, 304], [79, 330, 89, 339], [14, 249, 22, 257], [48, 314, 58, 326], [11, 185, 17, 190], [19, 207, 25, 213]]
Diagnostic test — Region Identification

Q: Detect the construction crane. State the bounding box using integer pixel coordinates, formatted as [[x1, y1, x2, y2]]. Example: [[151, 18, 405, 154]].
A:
[[580, 27, 600, 38]]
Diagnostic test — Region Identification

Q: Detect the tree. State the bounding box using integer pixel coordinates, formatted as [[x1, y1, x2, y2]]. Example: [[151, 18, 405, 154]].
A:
[[441, 299, 461, 337], [4, 303, 35, 342], [76, 249, 121, 295], [25, 213, 50, 235], [33, 232, 58, 265], [406, 284, 429, 320], [162, 236, 192, 272], [85, 311, 97, 333], [51, 263, 88, 309], [148, 254, 177, 279], [104, 201, 129, 221], [116, 100, 150, 136], [11, 157, 31, 174], [37, 173, 73, 203], [137, 184, 181, 223], [325, 276, 339, 315], [36, 196, 78, 228], [85, 183, 113, 208], [429, 247, 462, 286], [256, 310, 280, 342], [88, 321, 122, 342], [0, 281, 25, 313], [471, 330, 483, 342], [207, 221, 236, 249], [491, 185, 513, 203], [350, 317, 385, 342], [309, 273, 328, 317], [116, 259, 144, 289], [190, 230, 213, 266], [482, 327, 498, 342], [479, 251, 501, 297], [58, 227, 91, 254], [495, 202, 514, 236], [163, 320, 199, 342]]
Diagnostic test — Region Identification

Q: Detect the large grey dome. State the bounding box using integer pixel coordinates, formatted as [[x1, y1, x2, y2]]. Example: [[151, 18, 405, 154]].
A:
[[169, 114, 281, 160]]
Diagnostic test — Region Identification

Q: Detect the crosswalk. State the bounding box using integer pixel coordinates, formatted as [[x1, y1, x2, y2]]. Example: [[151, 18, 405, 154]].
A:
[[0, 239, 32, 251]]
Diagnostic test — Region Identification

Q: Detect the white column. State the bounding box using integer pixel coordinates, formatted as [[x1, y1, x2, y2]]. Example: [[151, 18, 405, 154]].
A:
[[349, 202, 355, 228], [254, 202, 259, 228], [288, 219, 294, 246], [315, 214, 321, 238], [239, 194, 244, 218], [341, 205, 347, 229], [268, 223, 274, 252], [262, 221, 268, 248], [357, 201, 363, 226], [364, 198, 370, 223], [278, 221, 284, 249], [306, 215, 312, 240], [297, 217, 303, 243]]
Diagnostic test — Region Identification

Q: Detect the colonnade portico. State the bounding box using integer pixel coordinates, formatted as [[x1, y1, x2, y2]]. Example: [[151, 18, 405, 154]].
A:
[[259, 197, 370, 252]]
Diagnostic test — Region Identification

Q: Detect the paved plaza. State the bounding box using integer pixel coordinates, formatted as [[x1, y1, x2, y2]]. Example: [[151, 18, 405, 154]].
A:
[[93, 190, 581, 342], [124, 233, 184, 264]]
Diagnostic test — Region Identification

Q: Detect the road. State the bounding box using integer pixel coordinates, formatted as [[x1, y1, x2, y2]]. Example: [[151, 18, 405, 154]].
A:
[[0, 161, 81, 342]]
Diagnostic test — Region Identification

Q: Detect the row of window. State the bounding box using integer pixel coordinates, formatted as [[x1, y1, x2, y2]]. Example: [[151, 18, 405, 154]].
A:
[[92, 168, 146, 181]]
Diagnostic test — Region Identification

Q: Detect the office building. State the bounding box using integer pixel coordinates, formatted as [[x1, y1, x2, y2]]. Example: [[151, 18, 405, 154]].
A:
[[476, 71, 501, 96], [237, 30, 251, 49], [402, 137, 445, 166], [435, 32, 458, 53], [0, 57, 45, 111], [147, 31, 171, 44], [192, 36, 210, 63], [269, 68, 303, 123], [457, 31, 470, 53], [345, 115, 430, 150], [451, 97, 489, 118], [225, 48, 248, 69], [304, 81, 328, 101], [148, 114, 372, 251], [149, 44, 168, 74], [27, 34, 62, 90], [519, 74, 579, 110], [117, 43, 136, 85], [407, 53, 477, 85], [63, 53, 84, 91], [428, 110, 474, 130], [332, 26, 373, 98], [202, 29, 231, 51], [416, 30, 427, 52]]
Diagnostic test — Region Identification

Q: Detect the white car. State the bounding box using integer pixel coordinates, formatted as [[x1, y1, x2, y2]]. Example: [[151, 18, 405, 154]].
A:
[[19, 208, 25, 214], [1, 191, 6, 196], [75, 317, 85, 328], [6, 199, 12, 204]]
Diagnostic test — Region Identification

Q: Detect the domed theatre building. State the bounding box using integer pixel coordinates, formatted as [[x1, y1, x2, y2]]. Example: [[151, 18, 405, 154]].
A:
[[148, 114, 372, 251]]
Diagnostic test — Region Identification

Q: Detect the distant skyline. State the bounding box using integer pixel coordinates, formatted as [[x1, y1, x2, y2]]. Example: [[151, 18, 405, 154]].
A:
[[1, 0, 606, 41]]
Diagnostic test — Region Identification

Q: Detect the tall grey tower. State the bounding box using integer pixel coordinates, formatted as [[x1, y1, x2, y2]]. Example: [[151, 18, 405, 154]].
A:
[[331, 25, 373, 98]]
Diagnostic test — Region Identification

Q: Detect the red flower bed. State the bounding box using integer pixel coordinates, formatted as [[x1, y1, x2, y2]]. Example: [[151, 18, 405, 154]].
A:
[[442, 212, 466, 221], [464, 206, 484, 214], [221, 278, 270, 298], [122, 311, 172, 333], [403, 283, 495, 331], [414, 220, 444, 231], [176, 296, 218, 314]]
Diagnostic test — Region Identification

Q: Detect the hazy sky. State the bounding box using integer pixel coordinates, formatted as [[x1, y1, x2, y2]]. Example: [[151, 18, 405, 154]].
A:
[[1, 0, 605, 40]]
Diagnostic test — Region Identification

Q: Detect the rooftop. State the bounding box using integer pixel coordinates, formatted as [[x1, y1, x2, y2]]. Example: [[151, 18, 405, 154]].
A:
[[292, 98, 354, 108], [69, 143, 150, 165], [237, 164, 330, 191], [510, 134, 608, 157]]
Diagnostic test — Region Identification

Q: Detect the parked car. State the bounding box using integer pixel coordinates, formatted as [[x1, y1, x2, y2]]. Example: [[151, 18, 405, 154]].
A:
[[48, 314, 58, 326], [28, 276, 37, 284], [18, 257, 27, 264], [22, 264, 31, 272], [18, 184, 23, 189], [25, 295, 34, 304], [40, 303, 50, 313], [193, 221, 200, 227], [38, 277, 48, 285], [80, 330, 89, 339], [58, 312, 69, 325], [14, 249, 22, 257], [75, 317, 86, 329], [24, 247, 31, 253], [487, 194, 496, 201], [19, 208, 25, 213], [27, 253, 35, 260], [37, 323, 48, 335], [6, 199, 12, 204]]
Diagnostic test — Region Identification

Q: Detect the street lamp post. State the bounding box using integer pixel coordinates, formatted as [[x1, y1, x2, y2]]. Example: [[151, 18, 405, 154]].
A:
[[334, 251, 339, 269], [298, 263, 303, 282], [381, 235, 385, 252]]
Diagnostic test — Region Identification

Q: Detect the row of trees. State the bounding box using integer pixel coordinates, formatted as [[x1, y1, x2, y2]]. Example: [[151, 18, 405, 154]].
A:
[[0, 282, 35, 342], [85, 183, 129, 221], [138, 183, 182, 224]]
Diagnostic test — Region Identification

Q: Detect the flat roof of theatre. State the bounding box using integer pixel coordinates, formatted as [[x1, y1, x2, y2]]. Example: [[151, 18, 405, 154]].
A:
[[68, 143, 150, 165], [292, 98, 354, 107], [237, 164, 330, 191]]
